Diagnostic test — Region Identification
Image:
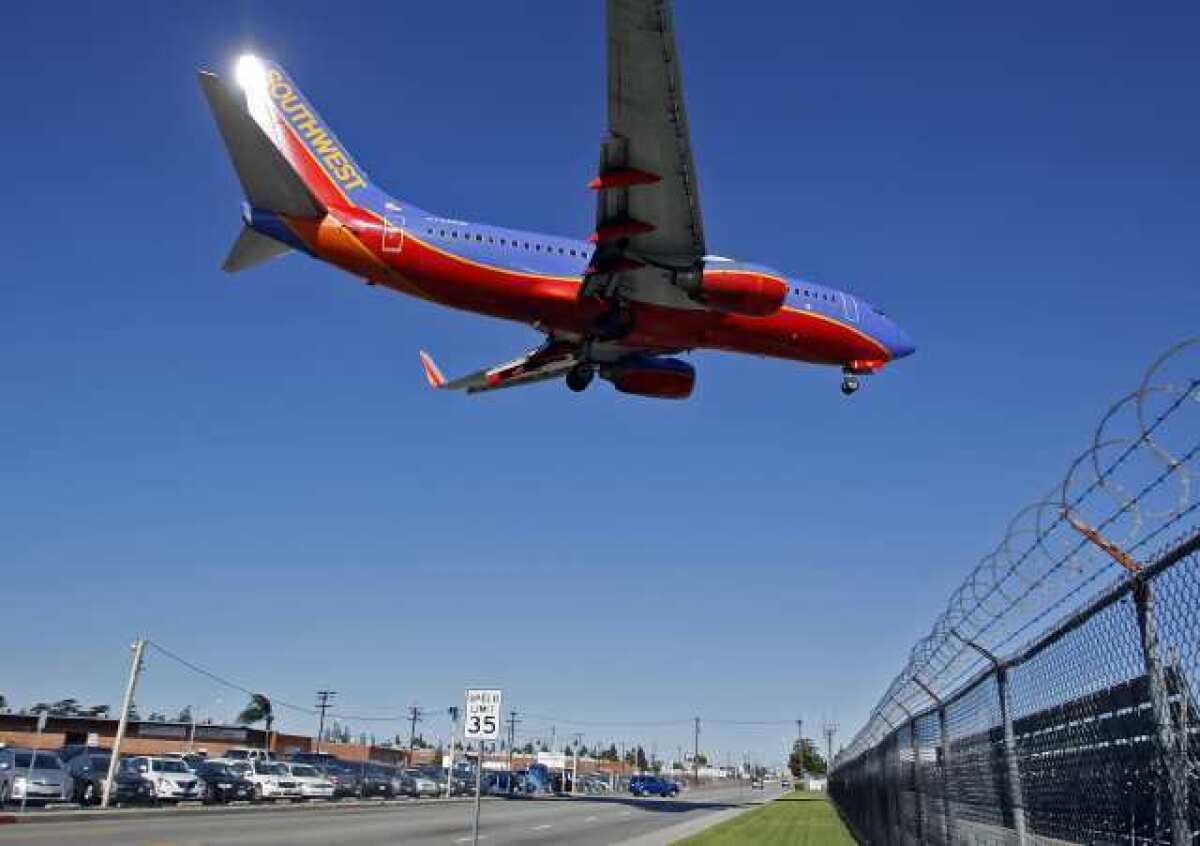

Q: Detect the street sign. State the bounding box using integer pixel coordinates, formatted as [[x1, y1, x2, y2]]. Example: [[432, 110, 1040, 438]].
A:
[[463, 689, 502, 740]]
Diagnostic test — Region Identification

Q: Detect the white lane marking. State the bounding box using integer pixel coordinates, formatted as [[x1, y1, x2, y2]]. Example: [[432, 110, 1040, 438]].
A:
[[584, 815, 598, 822], [620, 810, 633, 817], [456, 837, 487, 843], [530, 823, 553, 831]]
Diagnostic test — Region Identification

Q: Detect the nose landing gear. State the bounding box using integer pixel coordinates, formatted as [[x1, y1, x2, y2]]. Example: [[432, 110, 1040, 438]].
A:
[[566, 364, 595, 393], [840, 374, 860, 396]]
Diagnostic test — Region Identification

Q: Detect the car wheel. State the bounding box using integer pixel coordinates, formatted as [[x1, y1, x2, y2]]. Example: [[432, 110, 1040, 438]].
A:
[[253, 784, 263, 803], [82, 782, 97, 806], [0, 781, 9, 808]]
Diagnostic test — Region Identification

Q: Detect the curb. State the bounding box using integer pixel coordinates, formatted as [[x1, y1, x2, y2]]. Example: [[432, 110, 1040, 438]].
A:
[[0, 796, 477, 825]]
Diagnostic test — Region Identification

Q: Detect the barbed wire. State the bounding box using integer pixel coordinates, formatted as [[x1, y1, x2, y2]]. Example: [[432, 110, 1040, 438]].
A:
[[837, 338, 1200, 764]]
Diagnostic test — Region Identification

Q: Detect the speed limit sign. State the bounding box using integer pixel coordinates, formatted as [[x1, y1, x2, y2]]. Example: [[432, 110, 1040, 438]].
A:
[[464, 689, 502, 741]]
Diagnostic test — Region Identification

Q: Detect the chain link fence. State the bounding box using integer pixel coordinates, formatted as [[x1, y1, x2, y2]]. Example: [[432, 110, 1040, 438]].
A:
[[831, 339, 1200, 846]]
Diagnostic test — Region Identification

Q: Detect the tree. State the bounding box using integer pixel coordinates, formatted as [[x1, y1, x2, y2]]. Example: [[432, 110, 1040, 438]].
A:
[[236, 693, 274, 748], [147, 712, 167, 723], [788, 739, 826, 778], [175, 706, 193, 724], [603, 744, 619, 761], [84, 704, 110, 718], [0, 694, 6, 712], [521, 742, 534, 755]]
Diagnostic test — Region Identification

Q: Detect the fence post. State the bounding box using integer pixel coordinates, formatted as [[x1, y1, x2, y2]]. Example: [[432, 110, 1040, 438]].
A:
[[952, 634, 1027, 845], [1133, 579, 1190, 846], [938, 705, 955, 846], [910, 717, 925, 846], [996, 664, 1028, 846], [915, 675, 954, 846]]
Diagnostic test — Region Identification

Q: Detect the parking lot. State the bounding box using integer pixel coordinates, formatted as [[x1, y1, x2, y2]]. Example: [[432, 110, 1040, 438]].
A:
[[0, 783, 781, 845]]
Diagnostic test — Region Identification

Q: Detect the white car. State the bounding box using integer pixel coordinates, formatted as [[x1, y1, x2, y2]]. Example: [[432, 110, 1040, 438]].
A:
[[121, 757, 201, 802], [284, 763, 335, 800], [223, 760, 301, 801]]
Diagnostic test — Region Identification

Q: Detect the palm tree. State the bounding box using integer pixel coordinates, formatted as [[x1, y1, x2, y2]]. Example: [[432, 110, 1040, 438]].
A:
[[236, 693, 274, 752]]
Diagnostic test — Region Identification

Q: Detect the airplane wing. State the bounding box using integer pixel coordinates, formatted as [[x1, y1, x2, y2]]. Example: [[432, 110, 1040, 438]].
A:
[[419, 342, 582, 395], [584, 0, 707, 302]]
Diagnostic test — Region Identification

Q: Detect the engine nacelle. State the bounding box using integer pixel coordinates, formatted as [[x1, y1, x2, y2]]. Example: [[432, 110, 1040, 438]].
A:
[[606, 356, 696, 400], [688, 269, 788, 317]]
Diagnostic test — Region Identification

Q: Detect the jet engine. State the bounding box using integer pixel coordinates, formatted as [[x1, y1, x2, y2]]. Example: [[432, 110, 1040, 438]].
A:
[[683, 269, 788, 317], [604, 356, 696, 399]]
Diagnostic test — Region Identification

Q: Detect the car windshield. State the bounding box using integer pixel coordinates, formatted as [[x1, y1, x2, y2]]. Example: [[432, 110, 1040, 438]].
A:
[[152, 760, 189, 773], [87, 756, 111, 768], [14, 753, 61, 769], [259, 763, 288, 775], [291, 765, 319, 777], [228, 762, 251, 775]]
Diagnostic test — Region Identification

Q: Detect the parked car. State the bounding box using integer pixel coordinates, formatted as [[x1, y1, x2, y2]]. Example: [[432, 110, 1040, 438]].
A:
[[629, 775, 680, 798], [222, 747, 276, 763], [288, 753, 360, 798], [57, 744, 111, 765], [115, 756, 200, 804], [400, 768, 441, 798], [283, 763, 335, 800], [751, 778, 764, 789], [582, 773, 612, 793], [159, 752, 207, 773], [0, 748, 68, 806], [65, 752, 113, 805], [359, 764, 395, 799], [195, 760, 256, 804], [780, 778, 791, 789], [224, 760, 301, 802]]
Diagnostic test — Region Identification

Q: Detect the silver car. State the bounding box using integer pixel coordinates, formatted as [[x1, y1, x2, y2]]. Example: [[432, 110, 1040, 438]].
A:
[[0, 748, 68, 806]]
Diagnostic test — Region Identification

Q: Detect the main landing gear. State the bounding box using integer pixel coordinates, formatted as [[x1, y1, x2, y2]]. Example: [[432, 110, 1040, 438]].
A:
[[566, 364, 595, 393], [840, 373, 861, 396]]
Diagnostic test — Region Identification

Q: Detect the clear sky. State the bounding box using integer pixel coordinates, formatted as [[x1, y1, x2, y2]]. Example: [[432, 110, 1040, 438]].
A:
[[3, 1, 1198, 766]]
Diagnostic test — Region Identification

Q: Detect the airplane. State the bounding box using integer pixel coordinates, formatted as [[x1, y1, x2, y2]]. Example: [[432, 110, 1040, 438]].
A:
[[199, 0, 915, 400]]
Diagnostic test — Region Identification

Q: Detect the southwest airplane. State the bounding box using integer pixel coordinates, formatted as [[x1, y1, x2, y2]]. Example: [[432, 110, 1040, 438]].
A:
[[199, 0, 914, 399]]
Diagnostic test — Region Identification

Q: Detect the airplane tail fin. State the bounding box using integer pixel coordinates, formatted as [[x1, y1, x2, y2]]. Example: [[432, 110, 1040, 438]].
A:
[[200, 55, 377, 214], [199, 69, 323, 220]]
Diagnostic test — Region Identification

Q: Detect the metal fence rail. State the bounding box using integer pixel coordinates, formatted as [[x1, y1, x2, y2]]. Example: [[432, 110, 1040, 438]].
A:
[[831, 340, 1200, 846]]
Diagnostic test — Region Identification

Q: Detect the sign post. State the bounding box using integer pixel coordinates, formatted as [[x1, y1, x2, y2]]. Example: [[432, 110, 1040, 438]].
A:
[[463, 689, 502, 846]]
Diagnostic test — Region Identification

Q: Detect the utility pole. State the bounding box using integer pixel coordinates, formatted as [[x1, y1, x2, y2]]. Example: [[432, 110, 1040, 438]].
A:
[[693, 717, 701, 786], [101, 637, 146, 809], [506, 710, 520, 771], [822, 721, 838, 774], [407, 705, 424, 765], [315, 690, 336, 755]]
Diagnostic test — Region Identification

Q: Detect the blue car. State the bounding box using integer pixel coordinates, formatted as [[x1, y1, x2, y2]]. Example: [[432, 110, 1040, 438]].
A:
[[629, 775, 679, 798]]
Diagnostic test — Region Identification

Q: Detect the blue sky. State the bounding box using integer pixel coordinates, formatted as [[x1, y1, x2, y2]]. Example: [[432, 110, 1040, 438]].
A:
[[3, 1, 1198, 765]]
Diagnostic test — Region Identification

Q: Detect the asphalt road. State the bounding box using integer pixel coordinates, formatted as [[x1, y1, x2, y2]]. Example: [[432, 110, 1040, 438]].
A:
[[0, 784, 782, 845]]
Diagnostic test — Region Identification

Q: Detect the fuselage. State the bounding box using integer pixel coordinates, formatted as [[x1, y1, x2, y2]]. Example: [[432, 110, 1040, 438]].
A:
[[250, 194, 915, 373]]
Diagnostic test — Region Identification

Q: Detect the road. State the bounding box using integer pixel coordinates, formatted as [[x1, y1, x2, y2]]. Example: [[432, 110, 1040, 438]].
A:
[[0, 784, 782, 845]]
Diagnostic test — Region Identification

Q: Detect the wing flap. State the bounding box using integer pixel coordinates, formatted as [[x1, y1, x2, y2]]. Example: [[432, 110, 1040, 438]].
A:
[[418, 343, 581, 395]]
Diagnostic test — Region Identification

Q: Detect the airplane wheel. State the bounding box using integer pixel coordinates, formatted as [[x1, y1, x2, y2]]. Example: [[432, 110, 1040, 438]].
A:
[[566, 365, 594, 393], [841, 376, 860, 396]]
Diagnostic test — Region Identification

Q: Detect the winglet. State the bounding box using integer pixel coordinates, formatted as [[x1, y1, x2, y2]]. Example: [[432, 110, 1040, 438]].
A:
[[418, 350, 447, 389]]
